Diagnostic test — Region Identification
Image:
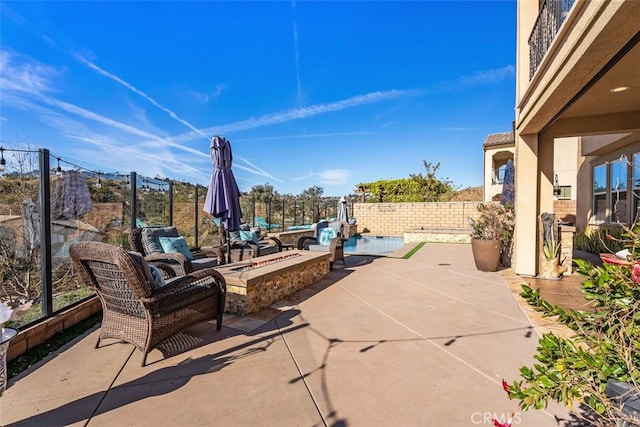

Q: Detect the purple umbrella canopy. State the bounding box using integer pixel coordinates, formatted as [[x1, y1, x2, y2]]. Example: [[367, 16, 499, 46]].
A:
[[500, 159, 515, 207], [204, 135, 243, 232]]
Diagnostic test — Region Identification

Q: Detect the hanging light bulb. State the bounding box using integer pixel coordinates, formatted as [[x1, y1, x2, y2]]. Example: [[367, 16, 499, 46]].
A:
[[0, 147, 6, 173], [94, 173, 102, 188], [55, 158, 63, 176]]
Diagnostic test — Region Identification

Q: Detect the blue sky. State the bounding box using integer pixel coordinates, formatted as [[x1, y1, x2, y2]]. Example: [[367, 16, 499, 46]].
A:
[[0, 1, 516, 197]]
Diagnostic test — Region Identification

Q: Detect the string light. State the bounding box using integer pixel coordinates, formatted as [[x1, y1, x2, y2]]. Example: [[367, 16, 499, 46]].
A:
[[55, 157, 63, 176]]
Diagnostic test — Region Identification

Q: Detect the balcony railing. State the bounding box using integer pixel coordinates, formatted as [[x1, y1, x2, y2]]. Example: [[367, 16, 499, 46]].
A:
[[528, 0, 576, 80]]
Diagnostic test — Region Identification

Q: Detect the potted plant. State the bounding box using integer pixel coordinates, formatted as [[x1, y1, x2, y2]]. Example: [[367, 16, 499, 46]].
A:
[[468, 202, 515, 271], [538, 212, 565, 279]]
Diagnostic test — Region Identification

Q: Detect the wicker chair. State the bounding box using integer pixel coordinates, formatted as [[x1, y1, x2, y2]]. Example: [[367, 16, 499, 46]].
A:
[[69, 241, 226, 366], [218, 223, 283, 262], [297, 220, 348, 270], [129, 227, 224, 276]]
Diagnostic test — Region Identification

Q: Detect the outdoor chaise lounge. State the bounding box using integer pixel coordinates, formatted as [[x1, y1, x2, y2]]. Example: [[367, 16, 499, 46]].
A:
[[129, 226, 223, 276], [69, 241, 226, 366], [297, 220, 348, 270]]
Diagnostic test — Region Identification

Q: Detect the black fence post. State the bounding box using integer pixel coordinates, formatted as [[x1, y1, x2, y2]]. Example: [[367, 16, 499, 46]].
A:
[[168, 181, 174, 226], [194, 184, 199, 248], [38, 149, 53, 317], [130, 171, 137, 229]]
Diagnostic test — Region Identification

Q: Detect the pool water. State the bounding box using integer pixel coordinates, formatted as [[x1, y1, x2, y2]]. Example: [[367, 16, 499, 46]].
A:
[[343, 235, 405, 255]]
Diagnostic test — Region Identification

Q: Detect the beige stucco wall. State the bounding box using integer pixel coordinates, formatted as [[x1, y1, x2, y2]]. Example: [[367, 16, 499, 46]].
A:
[[513, 0, 639, 276], [553, 137, 579, 201], [352, 201, 481, 237], [483, 145, 515, 202]]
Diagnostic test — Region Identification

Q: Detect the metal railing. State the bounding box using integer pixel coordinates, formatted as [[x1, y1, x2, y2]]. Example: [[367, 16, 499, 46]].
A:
[[528, 0, 576, 80], [0, 147, 354, 329]]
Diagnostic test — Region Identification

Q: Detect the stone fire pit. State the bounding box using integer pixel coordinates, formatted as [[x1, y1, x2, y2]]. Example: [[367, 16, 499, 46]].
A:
[[214, 250, 331, 316]]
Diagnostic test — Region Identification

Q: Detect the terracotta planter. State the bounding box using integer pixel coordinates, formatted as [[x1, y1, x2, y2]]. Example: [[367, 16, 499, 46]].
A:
[[471, 239, 503, 272]]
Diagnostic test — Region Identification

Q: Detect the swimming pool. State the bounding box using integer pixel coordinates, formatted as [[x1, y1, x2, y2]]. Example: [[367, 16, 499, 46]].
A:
[[343, 235, 405, 255]]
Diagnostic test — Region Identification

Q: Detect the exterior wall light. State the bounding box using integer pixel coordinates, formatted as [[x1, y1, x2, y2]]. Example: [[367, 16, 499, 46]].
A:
[[610, 86, 630, 93], [553, 174, 561, 196]]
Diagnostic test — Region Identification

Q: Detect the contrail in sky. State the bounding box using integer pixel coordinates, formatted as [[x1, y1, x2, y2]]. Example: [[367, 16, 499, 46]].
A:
[[291, 0, 303, 108], [75, 54, 210, 141]]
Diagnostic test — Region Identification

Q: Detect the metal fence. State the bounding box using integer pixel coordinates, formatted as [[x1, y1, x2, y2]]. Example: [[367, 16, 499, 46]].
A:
[[0, 147, 355, 329]]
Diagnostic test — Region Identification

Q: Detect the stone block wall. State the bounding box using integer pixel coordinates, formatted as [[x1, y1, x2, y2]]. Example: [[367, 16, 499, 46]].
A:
[[223, 253, 330, 315], [554, 199, 577, 224], [352, 201, 481, 236]]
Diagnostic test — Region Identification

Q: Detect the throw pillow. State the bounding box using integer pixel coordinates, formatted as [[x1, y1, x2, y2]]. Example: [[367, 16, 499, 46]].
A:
[[141, 226, 179, 254], [158, 236, 194, 260], [147, 264, 166, 290], [239, 230, 260, 245], [318, 227, 338, 245], [128, 251, 164, 292]]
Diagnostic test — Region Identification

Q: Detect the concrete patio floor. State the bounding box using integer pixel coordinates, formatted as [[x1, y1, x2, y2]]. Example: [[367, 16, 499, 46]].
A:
[[0, 243, 588, 426]]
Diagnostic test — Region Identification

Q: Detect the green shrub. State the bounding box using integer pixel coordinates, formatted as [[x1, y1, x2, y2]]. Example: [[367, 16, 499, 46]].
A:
[[506, 224, 640, 426], [574, 226, 625, 254]]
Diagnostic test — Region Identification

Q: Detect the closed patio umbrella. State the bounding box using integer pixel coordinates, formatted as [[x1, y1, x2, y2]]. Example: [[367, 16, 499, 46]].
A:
[[52, 170, 93, 220], [204, 136, 243, 263], [337, 196, 348, 222], [500, 159, 515, 207]]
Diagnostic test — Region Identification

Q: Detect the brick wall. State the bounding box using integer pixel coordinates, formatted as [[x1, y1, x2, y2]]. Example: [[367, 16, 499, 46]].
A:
[[352, 201, 482, 236]]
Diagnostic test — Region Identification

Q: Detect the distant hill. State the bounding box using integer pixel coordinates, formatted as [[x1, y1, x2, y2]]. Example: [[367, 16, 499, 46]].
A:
[[448, 186, 483, 201]]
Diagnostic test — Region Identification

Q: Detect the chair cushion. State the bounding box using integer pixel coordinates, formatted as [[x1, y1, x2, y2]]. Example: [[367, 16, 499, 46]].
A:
[[159, 236, 194, 260], [191, 257, 218, 270], [240, 230, 260, 245], [307, 244, 330, 252], [318, 227, 338, 245], [259, 244, 279, 256], [142, 226, 179, 254]]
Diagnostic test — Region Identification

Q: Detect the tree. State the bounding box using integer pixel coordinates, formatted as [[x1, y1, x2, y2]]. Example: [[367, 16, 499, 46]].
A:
[[409, 161, 456, 202], [355, 161, 456, 203], [299, 186, 324, 222]]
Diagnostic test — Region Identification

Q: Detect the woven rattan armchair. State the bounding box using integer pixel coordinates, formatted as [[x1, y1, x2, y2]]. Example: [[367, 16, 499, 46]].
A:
[[218, 223, 283, 262], [69, 241, 226, 366], [129, 227, 224, 275], [297, 220, 348, 270]]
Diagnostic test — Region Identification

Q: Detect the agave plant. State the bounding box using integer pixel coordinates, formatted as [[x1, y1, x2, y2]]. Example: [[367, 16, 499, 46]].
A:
[[542, 234, 560, 260]]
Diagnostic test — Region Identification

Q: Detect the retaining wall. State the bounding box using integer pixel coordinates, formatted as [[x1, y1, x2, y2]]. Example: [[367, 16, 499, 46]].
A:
[[352, 201, 482, 237]]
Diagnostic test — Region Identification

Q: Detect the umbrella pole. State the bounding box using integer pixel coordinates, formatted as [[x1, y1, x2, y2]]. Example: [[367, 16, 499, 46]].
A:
[[227, 229, 231, 264]]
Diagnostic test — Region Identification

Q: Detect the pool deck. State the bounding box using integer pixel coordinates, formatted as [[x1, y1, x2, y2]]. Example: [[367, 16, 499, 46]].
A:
[[1, 242, 587, 426]]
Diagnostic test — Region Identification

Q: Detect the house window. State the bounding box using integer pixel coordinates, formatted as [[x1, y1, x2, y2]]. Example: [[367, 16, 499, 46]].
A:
[[593, 164, 607, 223], [492, 165, 506, 185], [557, 185, 571, 199], [610, 159, 628, 223]]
